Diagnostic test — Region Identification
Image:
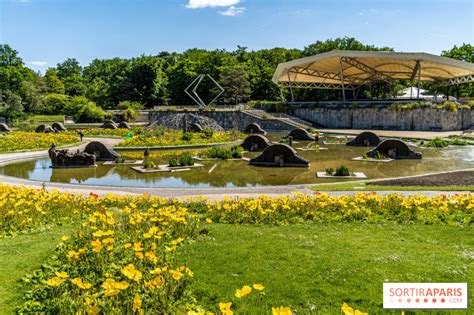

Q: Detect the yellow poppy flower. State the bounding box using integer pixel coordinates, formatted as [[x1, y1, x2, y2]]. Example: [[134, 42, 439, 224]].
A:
[[46, 276, 63, 287], [235, 285, 252, 298], [122, 264, 143, 281], [253, 283, 264, 291], [272, 306, 292, 315]]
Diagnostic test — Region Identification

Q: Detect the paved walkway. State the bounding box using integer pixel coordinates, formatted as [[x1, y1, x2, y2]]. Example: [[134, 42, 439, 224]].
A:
[[0, 137, 468, 200]]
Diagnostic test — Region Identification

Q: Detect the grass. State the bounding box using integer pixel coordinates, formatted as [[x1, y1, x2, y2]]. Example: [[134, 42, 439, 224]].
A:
[[0, 225, 76, 314], [177, 223, 473, 314], [309, 182, 474, 191], [27, 115, 64, 122]]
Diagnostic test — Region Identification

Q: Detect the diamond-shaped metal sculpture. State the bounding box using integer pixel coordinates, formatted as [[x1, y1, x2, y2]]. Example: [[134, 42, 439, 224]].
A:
[[184, 74, 224, 107]]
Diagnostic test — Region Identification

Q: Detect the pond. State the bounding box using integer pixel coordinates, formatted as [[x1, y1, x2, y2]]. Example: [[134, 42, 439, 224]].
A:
[[1, 134, 473, 188]]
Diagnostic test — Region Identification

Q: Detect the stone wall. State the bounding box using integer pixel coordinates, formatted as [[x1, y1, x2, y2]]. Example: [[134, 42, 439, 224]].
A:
[[294, 107, 474, 131], [148, 111, 296, 131]]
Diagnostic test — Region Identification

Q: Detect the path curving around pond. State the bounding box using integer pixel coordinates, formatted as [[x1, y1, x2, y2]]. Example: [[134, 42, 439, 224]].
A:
[[0, 137, 469, 200]]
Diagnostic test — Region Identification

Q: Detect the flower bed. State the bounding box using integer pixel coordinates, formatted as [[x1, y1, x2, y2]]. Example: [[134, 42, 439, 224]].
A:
[[0, 185, 471, 313], [0, 132, 79, 152], [116, 130, 241, 148]]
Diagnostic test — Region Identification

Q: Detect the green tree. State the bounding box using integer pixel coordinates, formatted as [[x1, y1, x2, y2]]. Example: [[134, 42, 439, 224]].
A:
[[44, 68, 65, 94], [218, 65, 251, 104], [303, 37, 393, 56], [441, 43, 474, 97], [57, 58, 86, 96]]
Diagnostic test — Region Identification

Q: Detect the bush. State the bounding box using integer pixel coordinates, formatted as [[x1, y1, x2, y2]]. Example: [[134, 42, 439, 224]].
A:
[[206, 147, 232, 159], [202, 128, 214, 139], [76, 102, 106, 123], [168, 158, 178, 167], [115, 156, 126, 163], [143, 160, 156, 169], [423, 137, 449, 148], [181, 132, 192, 141], [117, 100, 144, 110], [178, 154, 195, 166], [231, 146, 243, 158], [43, 93, 69, 114], [325, 167, 334, 175], [334, 165, 351, 176], [122, 108, 139, 122]]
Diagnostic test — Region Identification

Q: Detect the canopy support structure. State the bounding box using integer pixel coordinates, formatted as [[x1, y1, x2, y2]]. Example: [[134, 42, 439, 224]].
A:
[[287, 71, 295, 102], [416, 61, 422, 101], [339, 57, 346, 102]]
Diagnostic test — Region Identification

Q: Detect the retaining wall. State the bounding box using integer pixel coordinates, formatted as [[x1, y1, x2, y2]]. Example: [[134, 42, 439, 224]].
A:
[[294, 107, 474, 131]]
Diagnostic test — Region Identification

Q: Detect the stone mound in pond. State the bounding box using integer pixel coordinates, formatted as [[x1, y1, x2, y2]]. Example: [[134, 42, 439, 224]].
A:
[[188, 123, 203, 132], [52, 122, 67, 131], [366, 139, 422, 159], [35, 124, 54, 133], [101, 122, 118, 129], [288, 128, 313, 140], [250, 143, 310, 167], [0, 123, 11, 132], [84, 141, 120, 161], [118, 121, 131, 129], [241, 134, 271, 152], [244, 123, 266, 135], [346, 131, 381, 147]]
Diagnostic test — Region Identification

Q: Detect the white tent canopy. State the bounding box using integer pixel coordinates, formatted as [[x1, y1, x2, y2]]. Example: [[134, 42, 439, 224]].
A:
[[272, 50, 474, 90]]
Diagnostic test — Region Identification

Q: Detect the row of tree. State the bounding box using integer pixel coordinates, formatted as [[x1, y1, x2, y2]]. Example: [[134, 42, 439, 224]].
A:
[[0, 38, 473, 120]]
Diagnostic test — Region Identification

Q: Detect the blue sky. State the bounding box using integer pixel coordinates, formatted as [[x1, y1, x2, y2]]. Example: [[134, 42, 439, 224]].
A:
[[1, 0, 473, 72]]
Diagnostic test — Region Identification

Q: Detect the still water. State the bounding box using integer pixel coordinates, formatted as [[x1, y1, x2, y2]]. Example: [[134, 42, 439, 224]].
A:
[[1, 135, 473, 188]]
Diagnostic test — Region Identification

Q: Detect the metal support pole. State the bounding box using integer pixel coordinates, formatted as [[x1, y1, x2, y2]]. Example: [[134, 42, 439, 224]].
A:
[[416, 62, 421, 101], [287, 71, 295, 102], [339, 58, 346, 103]]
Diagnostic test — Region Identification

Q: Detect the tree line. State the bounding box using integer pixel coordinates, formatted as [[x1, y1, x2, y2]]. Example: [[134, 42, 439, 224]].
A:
[[0, 37, 472, 121]]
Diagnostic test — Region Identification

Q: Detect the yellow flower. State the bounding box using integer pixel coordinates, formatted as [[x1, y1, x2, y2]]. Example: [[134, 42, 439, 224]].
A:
[[235, 285, 252, 298], [145, 276, 164, 289], [46, 276, 63, 287], [171, 269, 183, 281], [272, 306, 292, 315], [205, 218, 213, 223], [132, 242, 143, 252], [71, 277, 93, 289], [132, 294, 142, 314], [86, 305, 99, 315], [101, 278, 129, 296], [55, 271, 68, 278], [145, 251, 158, 263], [341, 303, 367, 315], [122, 264, 143, 281], [253, 283, 264, 291], [67, 250, 80, 259], [91, 239, 102, 252], [61, 235, 69, 241], [219, 302, 233, 315]]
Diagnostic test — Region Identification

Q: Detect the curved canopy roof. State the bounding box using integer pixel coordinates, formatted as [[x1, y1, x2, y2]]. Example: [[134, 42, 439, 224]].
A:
[[272, 50, 474, 89]]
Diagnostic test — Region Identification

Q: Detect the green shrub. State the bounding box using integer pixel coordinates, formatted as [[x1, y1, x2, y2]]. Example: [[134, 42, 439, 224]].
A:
[[181, 132, 193, 141], [325, 167, 334, 175], [43, 93, 69, 114], [168, 158, 178, 167], [115, 156, 126, 163], [334, 165, 351, 176], [118, 100, 144, 110], [202, 128, 214, 139], [231, 146, 243, 158], [375, 151, 386, 160], [178, 154, 195, 166], [121, 108, 139, 122], [143, 160, 156, 169], [423, 137, 449, 148], [449, 138, 469, 146], [206, 147, 232, 159]]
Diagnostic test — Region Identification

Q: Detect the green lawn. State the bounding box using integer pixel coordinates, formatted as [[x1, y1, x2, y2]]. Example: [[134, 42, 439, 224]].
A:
[[27, 115, 64, 122], [177, 223, 473, 314], [310, 182, 474, 191], [0, 225, 76, 314]]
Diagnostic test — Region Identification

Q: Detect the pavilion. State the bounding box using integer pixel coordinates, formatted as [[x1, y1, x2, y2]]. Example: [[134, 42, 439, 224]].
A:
[[272, 50, 474, 102]]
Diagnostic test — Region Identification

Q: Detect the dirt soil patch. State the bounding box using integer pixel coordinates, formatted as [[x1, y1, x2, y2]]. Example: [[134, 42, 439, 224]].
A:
[[372, 170, 474, 186]]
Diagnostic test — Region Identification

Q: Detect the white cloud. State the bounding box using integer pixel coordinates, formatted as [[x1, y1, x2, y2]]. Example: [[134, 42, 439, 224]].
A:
[[28, 61, 48, 67], [218, 5, 245, 16], [185, 0, 241, 9]]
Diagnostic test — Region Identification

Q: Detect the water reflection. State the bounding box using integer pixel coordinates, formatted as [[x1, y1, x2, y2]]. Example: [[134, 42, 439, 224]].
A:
[[1, 137, 473, 188]]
